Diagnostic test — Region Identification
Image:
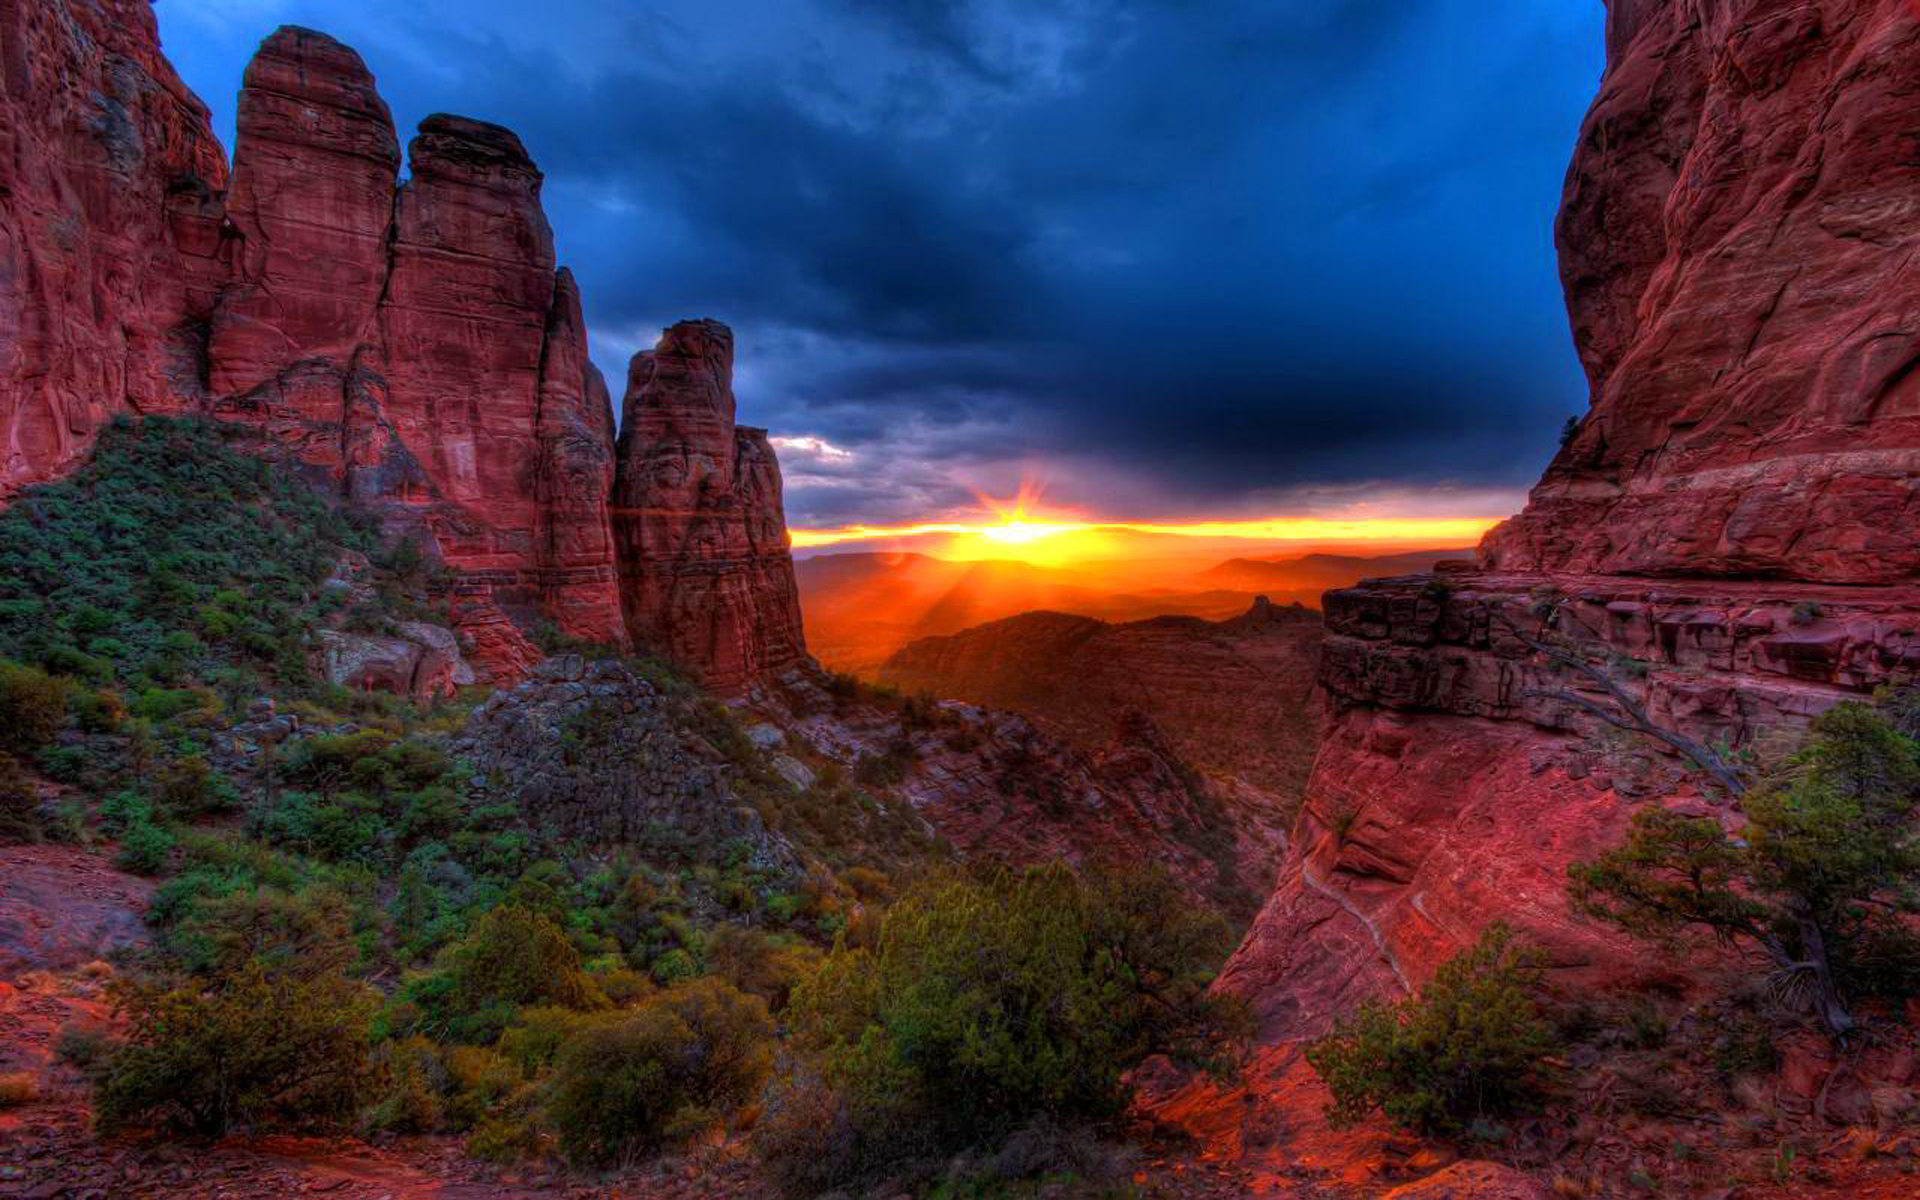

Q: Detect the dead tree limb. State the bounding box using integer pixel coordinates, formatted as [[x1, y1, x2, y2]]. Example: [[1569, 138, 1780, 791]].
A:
[[1492, 604, 1747, 798]]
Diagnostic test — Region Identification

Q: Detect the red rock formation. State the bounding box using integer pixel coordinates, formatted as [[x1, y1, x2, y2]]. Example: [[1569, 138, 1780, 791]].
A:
[[1222, 570, 1920, 1038], [612, 320, 809, 691], [369, 114, 626, 668], [1215, 0, 1920, 1051], [0, 0, 227, 492], [209, 25, 397, 412], [1159, 18, 1920, 1189], [1482, 0, 1920, 583], [0, 17, 638, 680], [0, 15, 839, 691]]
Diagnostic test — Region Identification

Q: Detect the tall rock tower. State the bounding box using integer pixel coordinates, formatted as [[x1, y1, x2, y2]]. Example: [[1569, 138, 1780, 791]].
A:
[[611, 321, 810, 691]]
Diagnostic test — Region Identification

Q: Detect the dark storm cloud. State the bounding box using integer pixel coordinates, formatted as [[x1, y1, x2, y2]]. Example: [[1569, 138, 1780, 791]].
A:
[[157, 0, 1604, 526]]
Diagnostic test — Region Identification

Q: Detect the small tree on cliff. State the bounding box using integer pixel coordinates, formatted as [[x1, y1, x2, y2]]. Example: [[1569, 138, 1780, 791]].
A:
[[1570, 702, 1920, 1037], [1306, 924, 1559, 1136]]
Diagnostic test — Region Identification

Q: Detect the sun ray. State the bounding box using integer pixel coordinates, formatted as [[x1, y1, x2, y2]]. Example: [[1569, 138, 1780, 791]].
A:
[[788, 512, 1502, 555]]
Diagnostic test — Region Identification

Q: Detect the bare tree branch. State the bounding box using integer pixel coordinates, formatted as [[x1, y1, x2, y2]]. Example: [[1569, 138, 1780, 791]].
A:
[[1492, 604, 1747, 798]]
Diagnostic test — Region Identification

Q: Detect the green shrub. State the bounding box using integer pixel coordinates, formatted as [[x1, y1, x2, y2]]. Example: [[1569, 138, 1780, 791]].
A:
[[649, 946, 699, 985], [155, 754, 234, 817], [706, 925, 818, 1012], [0, 753, 40, 843], [94, 958, 381, 1136], [1305, 924, 1557, 1136], [467, 1112, 548, 1163], [1571, 701, 1920, 1035], [54, 1024, 113, 1074], [0, 660, 66, 756], [777, 862, 1242, 1185], [0, 418, 384, 691], [496, 1006, 613, 1077], [402, 905, 607, 1042], [366, 1036, 446, 1134], [451, 904, 604, 1012], [442, 1045, 526, 1130], [166, 885, 358, 977], [547, 977, 774, 1164], [114, 819, 176, 876]]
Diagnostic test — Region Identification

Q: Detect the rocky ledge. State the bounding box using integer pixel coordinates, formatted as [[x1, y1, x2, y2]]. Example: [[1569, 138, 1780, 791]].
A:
[[1218, 567, 1920, 1042]]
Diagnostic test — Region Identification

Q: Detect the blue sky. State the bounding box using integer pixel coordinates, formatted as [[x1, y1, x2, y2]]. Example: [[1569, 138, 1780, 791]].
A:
[[155, 0, 1606, 530]]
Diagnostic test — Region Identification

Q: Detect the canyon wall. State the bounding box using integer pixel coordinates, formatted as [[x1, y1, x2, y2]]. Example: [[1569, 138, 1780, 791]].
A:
[[0, 15, 805, 688], [1482, 0, 1920, 582], [1222, 0, 1920, 1041], [0, 0, 227, 489]]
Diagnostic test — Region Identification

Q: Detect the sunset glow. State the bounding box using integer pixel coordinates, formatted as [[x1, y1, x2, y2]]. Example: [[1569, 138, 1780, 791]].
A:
[[789, 511, 1504, 562], [787, 478, 1503, 558]]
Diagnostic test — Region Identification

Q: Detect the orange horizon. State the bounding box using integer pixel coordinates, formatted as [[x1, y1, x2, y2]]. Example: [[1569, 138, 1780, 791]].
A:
[[789, 512, 1506, 559]]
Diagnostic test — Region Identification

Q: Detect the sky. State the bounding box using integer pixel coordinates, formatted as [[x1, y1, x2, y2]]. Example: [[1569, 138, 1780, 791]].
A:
[[155, 0, 1607, 540]]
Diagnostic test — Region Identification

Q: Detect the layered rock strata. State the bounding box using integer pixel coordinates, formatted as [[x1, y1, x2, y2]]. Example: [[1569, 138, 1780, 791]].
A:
[[612, 321, 809, 691], [0, 17, 804, 688], [1214, 0, 1920, 1068], [1482, 0, 1920, 582], [1221, 569, 1920, 1036]]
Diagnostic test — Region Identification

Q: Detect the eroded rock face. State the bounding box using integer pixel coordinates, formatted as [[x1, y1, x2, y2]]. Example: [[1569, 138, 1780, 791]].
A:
[[0, 19, 646, 681], [212, 36, 628, 675], [209, 25, 397, 410], [0, 14, 881, 694], [1481, 0, 1920, 582], [1222, 569, 1920, 1040], [1207, 7, 1920, 1146], [0, 0, 227, 492], [612, 321, 809, 692]]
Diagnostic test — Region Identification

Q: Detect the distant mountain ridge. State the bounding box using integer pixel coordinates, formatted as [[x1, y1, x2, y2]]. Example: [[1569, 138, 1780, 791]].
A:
[[799, 547, 1465, 674], [878, 596, 1324, 821], [1198, 548, 1472, 592]]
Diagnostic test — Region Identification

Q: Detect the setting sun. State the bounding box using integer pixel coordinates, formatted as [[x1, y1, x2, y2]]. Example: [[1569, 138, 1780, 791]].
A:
[[788, 479, 1503, 562], [788, 509, 1503, 563]]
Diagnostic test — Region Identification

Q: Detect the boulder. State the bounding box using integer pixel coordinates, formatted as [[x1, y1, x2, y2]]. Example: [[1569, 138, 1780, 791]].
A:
[[316, 625, 467, 700]]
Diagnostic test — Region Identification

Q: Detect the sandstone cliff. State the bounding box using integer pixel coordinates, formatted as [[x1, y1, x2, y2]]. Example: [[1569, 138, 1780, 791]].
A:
[[0, 17, 805, 689], [612, 321, 809, 692], [1219, 0, 1920, 1042], [1482, 0, 1920, 582], [208, 31, 627, 677], [0, 0, 227, 489]]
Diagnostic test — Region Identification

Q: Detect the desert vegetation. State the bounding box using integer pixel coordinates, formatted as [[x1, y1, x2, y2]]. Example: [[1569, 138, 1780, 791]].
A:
[[0, 417, 1247, 1195], [1303, 691, 1920, 1189], [1572, 701, 1920, 1038]]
